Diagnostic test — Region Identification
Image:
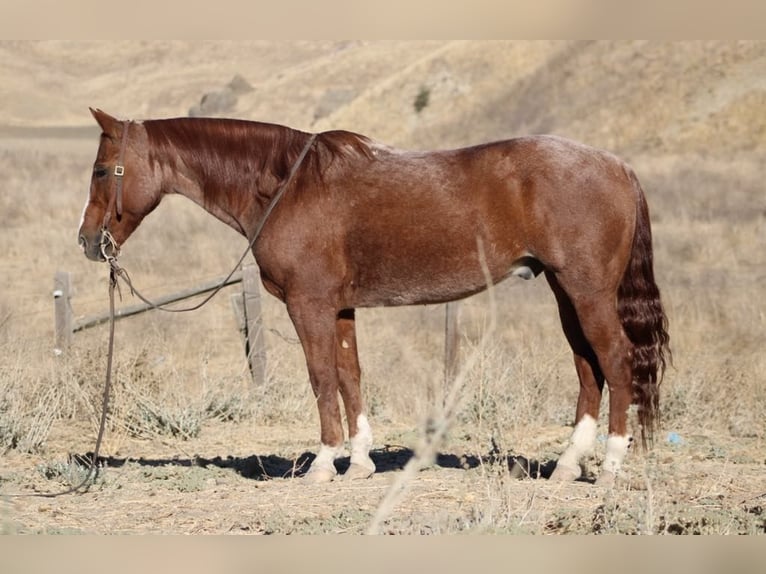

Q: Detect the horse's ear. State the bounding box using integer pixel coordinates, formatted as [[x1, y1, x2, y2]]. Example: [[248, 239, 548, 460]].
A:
[[90, 108, 120, 136]]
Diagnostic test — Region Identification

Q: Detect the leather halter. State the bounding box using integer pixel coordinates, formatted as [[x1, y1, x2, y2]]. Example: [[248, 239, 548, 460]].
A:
[[101, 120, 130, 230]]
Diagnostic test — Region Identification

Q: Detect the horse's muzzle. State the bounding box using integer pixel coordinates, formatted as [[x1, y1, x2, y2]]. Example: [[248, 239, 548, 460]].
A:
[[78, 230, 115, 262]]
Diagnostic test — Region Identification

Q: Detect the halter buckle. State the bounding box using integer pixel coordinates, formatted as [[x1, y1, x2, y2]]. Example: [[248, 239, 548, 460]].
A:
[[114, 165, 125, 177]]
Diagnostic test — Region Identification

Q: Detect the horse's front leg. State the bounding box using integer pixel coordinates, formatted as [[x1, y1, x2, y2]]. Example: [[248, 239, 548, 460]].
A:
[[287, 297, 345, 484], [336, 308, 375, 480]]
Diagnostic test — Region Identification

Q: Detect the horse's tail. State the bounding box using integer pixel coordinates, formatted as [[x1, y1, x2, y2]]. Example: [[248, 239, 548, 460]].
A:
[[617, 169, 671, 449]]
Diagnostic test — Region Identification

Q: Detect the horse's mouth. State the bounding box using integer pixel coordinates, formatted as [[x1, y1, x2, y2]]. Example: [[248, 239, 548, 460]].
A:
[[78, 232, 116, 262]]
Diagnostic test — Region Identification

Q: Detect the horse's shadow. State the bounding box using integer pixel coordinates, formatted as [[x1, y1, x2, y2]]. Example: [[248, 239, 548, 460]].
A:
[[73, 446, 560, 482]]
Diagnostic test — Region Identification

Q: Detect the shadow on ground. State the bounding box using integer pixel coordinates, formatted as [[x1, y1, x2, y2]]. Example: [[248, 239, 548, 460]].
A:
[[73, 446, 561, 482]]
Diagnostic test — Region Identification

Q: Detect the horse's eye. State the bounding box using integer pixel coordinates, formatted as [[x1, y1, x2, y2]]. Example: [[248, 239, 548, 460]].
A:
[[94, 167, 108, 179]]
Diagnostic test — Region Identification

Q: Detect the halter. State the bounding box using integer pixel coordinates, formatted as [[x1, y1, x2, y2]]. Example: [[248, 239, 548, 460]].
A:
[[100, 121, 130, 259]]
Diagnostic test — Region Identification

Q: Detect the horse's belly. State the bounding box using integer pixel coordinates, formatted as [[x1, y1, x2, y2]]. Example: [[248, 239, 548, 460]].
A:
[[348, 241, 533, 307]]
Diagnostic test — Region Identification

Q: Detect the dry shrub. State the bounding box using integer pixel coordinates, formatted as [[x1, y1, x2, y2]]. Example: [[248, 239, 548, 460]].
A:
[[0, 342, 68, 453], [95, 345, 260, 442], [0, 377, 59, 454], [458, 336, 574, 434], [0, 334, 260, 455], [652, 214, 766, 437]]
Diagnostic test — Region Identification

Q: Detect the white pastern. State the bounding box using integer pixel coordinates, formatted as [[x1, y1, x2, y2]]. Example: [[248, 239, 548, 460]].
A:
[[602, 434, 632, 475], [348, 413, 376, 474], [310, 443, 343, 474], [557, 414, 598, 470]]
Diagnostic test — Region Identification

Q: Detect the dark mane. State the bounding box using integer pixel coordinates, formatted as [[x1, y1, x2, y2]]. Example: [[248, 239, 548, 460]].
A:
[[317, 129, 376, 166], [143, 117, 372, 198]]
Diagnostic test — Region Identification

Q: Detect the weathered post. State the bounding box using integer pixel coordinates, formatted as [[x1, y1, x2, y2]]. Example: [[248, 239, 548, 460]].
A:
[[53, 271, 73, 354], [444, 301, 460, 393], [241, 263, 267, 385]]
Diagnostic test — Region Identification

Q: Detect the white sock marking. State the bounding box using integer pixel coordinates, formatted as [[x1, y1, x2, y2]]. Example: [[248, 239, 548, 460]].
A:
[[350, 414, 373, 467], [603, 434, 631, 475], [557, 414, 598, 470], [310, 443, 342, 474]]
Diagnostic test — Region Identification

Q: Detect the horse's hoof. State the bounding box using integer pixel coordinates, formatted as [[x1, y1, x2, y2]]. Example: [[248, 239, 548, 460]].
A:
[[342, 462, 375, 481], [303, 467, 337, 484], [594, 470, 616, 488], [549, 463, 581, 482]]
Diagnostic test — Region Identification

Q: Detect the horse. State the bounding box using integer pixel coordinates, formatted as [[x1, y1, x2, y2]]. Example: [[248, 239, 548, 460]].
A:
[[78, 108, 670, 486]]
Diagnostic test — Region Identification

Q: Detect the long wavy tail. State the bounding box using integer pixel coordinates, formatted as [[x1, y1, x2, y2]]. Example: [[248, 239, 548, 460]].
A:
[[617, 170, 671, 448]]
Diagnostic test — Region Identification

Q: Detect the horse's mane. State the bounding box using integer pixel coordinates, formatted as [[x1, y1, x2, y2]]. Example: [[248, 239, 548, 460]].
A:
[[143, 117, 372, 198]]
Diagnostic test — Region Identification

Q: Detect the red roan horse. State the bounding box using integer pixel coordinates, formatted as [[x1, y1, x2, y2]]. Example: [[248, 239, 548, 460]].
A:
[[79, 109, 669, 486]]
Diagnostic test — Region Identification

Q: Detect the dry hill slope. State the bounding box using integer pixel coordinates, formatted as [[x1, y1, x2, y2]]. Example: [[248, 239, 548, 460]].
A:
[[312, 40, 766, 158], [0, 41, 441, 128], [3, 40, 763, 160]]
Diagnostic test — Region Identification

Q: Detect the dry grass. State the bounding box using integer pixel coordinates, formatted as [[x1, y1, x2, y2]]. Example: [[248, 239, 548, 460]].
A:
[[0, 343, 62, 453], [1, 41, 765, 534]]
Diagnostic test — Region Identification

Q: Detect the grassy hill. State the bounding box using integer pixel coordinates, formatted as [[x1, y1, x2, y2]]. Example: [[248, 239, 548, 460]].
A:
[[3, 40, 762, 218], [3, 41, 764, 156]]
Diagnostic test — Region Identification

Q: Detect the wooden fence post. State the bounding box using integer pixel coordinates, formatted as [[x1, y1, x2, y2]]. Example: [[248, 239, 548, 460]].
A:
[[53, 270, 73, 355], [444, 301, 460, 392], [241, 263, 267, 386]]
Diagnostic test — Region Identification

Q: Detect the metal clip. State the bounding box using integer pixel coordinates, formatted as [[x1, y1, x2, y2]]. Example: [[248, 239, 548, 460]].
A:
[[114, 165, 125, 177]]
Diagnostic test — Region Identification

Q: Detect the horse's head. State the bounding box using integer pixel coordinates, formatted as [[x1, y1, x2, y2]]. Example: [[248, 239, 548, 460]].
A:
[[78, 108, 161, 261]]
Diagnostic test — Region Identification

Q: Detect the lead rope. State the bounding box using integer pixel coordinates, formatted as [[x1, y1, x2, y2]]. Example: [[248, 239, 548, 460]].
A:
[[3, 269, 117, 498], [4, 132, 317, 499]]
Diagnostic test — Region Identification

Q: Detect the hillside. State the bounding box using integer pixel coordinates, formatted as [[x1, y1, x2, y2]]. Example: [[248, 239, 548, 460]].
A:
[[2, 41, 764, 158]]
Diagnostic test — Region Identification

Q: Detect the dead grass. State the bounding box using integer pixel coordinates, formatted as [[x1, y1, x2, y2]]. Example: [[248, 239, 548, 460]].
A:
[[0, 346, 61, 453]]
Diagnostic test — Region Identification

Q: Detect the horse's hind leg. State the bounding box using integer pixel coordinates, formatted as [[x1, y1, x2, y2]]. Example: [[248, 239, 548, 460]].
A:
[[336, 309, 376, 480], [546, 272, 605, 482], [555, 276, 635, 487]]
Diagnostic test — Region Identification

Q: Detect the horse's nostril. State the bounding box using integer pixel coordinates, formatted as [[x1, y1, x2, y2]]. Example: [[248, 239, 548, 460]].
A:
[[78, 235, 87, 250]]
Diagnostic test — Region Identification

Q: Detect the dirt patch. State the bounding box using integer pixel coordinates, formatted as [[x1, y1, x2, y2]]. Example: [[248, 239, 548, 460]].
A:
[[2, 420, 763, 534]]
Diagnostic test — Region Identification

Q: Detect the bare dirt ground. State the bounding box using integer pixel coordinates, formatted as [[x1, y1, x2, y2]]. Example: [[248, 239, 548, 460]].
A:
[[1, 41, 765, 535], [2, 418, 764, 534]]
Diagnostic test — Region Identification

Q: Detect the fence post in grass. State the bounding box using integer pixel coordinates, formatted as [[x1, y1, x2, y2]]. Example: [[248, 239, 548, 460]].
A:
[[53, 270, 73, 355], [444, 301, 460, 392], [241, 263, 267, 386]]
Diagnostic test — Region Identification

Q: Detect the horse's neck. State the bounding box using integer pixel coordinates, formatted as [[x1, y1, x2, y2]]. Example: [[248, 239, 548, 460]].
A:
[[167, 157, 255, 238], [150, 118, 306, 238]]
